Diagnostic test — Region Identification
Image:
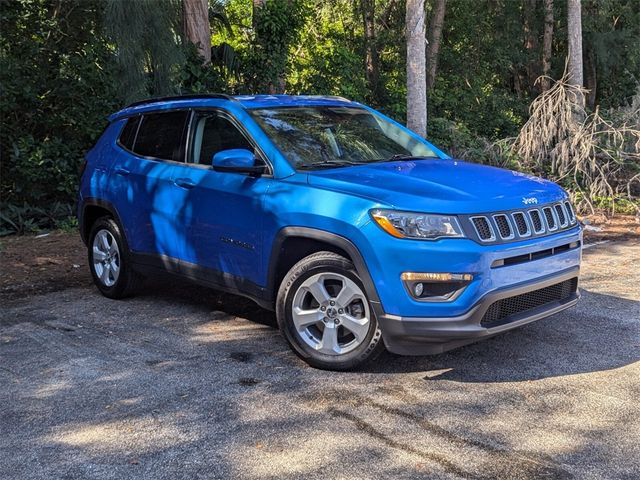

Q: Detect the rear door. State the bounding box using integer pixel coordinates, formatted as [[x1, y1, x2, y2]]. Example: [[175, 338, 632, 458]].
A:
[[108, 110, 190, 262], [169, 109, 272, 287]]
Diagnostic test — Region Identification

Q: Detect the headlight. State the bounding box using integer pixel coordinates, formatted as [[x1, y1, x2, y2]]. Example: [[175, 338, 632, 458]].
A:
[[370, 209, 465, 240]]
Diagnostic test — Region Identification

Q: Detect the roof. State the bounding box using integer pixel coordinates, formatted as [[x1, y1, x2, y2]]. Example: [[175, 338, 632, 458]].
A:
[[234, 94, 353, 109], [109, 94, 356, 121]]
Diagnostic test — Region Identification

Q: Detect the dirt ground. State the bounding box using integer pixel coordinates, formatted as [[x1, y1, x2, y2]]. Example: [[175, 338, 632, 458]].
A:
[[1, 214, 638, 301], [1, 220, 639, 479]]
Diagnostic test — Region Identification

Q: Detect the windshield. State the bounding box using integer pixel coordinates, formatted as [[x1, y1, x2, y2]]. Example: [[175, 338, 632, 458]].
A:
[[249, 106, 438, 170]]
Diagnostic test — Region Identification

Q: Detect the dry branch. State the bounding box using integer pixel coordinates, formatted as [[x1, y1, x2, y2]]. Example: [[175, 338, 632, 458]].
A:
[[510, 72, 640, 214]]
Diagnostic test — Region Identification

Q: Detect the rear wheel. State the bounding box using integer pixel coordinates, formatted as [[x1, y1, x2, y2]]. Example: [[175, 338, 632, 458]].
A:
[[88, 217, 142, 299], [276, 251, 384, 370]]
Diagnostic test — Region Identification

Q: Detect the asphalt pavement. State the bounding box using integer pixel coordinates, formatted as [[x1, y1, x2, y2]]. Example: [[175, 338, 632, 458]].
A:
[[1, 241, 639, 479]]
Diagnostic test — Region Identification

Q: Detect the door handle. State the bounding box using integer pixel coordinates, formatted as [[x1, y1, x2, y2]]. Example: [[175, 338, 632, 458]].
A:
[[174, 178, 196, 189], [114, 167, 130, 176]]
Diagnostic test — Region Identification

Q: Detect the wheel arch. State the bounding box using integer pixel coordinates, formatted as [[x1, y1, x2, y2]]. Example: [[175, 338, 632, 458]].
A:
[[267, 227, 382, 314], [80, 199, 126, 246]]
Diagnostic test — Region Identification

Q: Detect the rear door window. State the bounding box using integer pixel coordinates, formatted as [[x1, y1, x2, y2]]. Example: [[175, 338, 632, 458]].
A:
[[133, 111, 190, 162]]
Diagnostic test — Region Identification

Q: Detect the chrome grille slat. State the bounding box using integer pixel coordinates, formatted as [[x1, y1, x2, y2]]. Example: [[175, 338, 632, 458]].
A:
[[542, 206, 558, 231], [564, 201, 576, 224], [471, 216, 496, 241], [554, 204, 568, 227], [493, 214, 514, 239], [529, 209, 545, 234], [511, 212, 531, 237]]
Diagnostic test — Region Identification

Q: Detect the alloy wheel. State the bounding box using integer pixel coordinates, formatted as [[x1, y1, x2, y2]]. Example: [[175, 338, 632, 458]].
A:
[[291, 272, 371, 355], [92, 229, 121, 287]]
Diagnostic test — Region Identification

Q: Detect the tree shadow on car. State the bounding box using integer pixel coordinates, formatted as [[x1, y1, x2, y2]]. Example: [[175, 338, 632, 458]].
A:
[[361, 289, 640, 382]]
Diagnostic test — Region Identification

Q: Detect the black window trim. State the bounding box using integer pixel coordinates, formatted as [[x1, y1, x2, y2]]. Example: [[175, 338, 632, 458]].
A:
[[115, 109, 191, 164], [185, 107, 273, 176], [114, 108, 273, 176], [115, 114, 142, 153]]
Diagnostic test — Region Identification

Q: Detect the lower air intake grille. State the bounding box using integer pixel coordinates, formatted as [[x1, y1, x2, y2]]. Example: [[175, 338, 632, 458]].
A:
[[481, 278, 578, 328]]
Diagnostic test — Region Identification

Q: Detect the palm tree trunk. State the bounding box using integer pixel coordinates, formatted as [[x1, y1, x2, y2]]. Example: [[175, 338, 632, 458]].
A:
[[567, 0, 584, 107], [253, 0, 264, 29], [362, 0, 380, 99], [541, 0, 554, 91], [183, 0, 211, 64], [426, 0, 446, 91], [406, 0, 427, 137], [523, 0, 539, 93]]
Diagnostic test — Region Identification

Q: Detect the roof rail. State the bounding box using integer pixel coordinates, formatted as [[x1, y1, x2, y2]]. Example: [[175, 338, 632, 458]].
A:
[[124, 93, 234, 109]]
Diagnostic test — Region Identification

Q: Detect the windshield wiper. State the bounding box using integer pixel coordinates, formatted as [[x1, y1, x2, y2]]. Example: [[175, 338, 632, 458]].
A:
[[298, 160, 365, 170], [374, 154, 436, 163]]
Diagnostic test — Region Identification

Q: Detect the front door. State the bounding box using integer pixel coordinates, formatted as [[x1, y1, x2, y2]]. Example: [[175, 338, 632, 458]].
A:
[[170, 110, 272, 288]]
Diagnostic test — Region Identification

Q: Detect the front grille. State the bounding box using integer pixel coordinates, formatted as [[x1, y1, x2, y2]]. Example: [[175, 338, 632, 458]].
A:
[[493, 215, 512, 238], [465, 201, 578, 244], [481, 277, 578, 327], [554, 204, 567, 226], [543, 207, 557, 230], [529, 209, 544, 233], [564, 201, 576, 223], [472, 217, 494, 240], [512, 212, 529, 236]]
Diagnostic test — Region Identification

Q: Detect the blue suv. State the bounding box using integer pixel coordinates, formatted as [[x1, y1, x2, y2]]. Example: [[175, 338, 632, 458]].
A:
[[79, 94, 582, 370]]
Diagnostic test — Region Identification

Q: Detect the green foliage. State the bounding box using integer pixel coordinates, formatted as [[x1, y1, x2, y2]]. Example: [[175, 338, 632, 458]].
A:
[[1, 0, 639, 234], [245, 0, 308, 92], [104, 0, 185, 102], [572, 192, 640, 215], [0, 0, 120, 232], [288, 1, 368, 100], [177, 43, 229, 94], [0, 201, 75, 236]]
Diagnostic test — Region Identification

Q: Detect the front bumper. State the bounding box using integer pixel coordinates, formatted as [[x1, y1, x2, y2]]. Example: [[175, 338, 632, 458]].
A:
[[378, 266, 580, 355]]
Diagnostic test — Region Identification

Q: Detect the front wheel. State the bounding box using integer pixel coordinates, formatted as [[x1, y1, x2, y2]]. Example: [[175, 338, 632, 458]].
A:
[[276, 251, 384, 370]]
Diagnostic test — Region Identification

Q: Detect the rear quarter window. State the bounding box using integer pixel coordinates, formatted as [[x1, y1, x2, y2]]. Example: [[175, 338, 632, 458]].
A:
[[118, 115, 141, 151], [132, 110, 190, 162]]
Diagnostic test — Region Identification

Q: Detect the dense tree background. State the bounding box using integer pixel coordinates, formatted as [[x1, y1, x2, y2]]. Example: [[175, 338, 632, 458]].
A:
[[1, 0, 639, 234]]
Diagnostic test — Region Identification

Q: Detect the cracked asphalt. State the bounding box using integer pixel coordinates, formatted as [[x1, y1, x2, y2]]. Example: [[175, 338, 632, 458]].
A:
[[1, 240, 639, 479]]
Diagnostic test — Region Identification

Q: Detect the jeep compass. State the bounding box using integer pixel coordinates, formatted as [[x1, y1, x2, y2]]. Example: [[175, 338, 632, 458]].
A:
[[79, 94, 582, 370]]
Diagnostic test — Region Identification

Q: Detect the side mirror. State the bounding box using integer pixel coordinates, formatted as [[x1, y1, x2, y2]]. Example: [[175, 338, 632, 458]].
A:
[[212, 148, 265, 176]]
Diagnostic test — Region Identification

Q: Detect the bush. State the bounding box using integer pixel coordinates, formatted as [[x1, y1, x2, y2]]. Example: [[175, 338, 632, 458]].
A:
[[0, 201, 75, 236]]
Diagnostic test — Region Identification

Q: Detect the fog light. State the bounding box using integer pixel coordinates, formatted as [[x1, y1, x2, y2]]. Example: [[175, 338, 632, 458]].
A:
[[402, 272, 473, 302], [401, 272, 473, 282]]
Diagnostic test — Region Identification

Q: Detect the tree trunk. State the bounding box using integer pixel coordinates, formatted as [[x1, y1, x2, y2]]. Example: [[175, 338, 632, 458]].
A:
[[584, 44, 597, 110], [183, 0, 211, 64], [567, 0, 584, 107], [362, 0, 380, 98], [523, 0, 539, 93], [541, 0, 554, 91], [426, 0, 445, 91], [406, 0, 427, 137], [253, 0, 264, 29]]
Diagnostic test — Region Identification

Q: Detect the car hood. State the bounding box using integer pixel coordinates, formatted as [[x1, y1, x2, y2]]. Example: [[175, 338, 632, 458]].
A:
[[306, 159, 567, 214]]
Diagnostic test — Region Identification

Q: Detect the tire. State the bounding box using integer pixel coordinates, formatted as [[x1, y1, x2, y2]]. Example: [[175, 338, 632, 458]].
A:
[[88, 216, 142, 299], [276, 251, 384, 370]]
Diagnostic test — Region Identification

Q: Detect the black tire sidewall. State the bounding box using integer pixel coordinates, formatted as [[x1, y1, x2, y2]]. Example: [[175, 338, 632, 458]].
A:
[[277, 253, 383, 370]]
